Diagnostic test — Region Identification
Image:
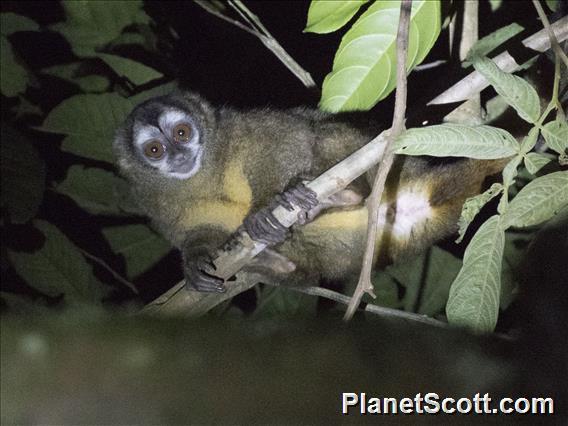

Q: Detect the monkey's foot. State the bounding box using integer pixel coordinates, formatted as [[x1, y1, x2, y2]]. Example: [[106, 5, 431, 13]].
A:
[[300, 188, 363, 224], [244, 184, 318, 244], [184, 255, 226, 293]]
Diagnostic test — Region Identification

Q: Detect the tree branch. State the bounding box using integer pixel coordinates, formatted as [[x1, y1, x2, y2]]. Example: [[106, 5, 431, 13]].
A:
[[532, 0, 568, 68], [429, 15, 568, 105], [343, 0, 412, 321]]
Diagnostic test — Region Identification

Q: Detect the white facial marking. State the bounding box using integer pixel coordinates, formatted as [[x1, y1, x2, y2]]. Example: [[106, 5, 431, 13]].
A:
[[133, 125, 162, 148], [158, 110, 189, 132]]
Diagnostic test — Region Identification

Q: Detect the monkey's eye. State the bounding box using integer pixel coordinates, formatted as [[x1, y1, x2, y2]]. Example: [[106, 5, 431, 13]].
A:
[[172, 123, 192, 143], [143, 140, 166, 160]]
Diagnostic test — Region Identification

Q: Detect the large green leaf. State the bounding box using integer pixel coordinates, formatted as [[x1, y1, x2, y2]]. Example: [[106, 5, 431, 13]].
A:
[[502, 171, 568, 228], [7, 221, 106, 303], [56, 166, 132, 216], [446, 215, 505, 333], [304, 0, 368, 34], [0, 12, 39, 35], [41, 93, 133, 162], [98, 54, 163, 86], [102, 224, 171, 279], [394, 124, 519, 158], [320, 0, 440, 112], [50, 0, 150, 57], [472, 56, 540, 124], [0, 127, 45, 223]]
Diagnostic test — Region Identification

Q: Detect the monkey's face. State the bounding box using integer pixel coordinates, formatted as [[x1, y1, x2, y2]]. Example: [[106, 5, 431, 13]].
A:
[[124, 99, 205, 180]]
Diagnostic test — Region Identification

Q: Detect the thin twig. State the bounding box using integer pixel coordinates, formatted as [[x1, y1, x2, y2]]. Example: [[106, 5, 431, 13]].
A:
[[282, 284, 449, 328], [532, 0, 568, 68], [194, 1, 257, 37], [344, 0, 413, 321], [79, 248, 138, 294], [195, 0, 316, 90]]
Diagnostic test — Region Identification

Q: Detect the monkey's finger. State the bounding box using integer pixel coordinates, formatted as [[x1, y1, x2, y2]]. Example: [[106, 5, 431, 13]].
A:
[[188, 276, 226, 293], [283, 185, 318, 211], [245, 210, 288, 244]]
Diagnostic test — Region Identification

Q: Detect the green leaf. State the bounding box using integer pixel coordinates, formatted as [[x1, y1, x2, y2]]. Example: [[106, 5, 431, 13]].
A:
[[524, 152, 553, 174], [0, 13, 40, 35], [497, 155, 522, 214], [304, 0, 368, 34], [7, 221, 106, 303], [545, 0, 559, 12], [501, 154, 522, 189], [0, 127, 45, 223], [320, 0, 440, 112], [472, 56, 540, 124], [50, 0, 150, 57], [98, 53, 163, 86], [370, 272, 400, 309], [485, 95, 511, 123], [502, 171, 568, 228], [456, 183, 503, 243], [0, 37, 30, 97], [56, 166, 131, 215], [379, 247, 461, 316], [541, 118, 568, 155], [489, 0, 503, 11], [394, 124, 519, 158], [102, 224, 171, 279], [446, 215, 505, 333], [42, 62, 110, 93], [41, 93, 133, 162], [464, 23, 524, 67], [417, 248, 462, 316]]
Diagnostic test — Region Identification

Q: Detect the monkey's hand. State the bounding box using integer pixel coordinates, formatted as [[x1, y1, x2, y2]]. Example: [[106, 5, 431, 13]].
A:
[[184, 254, 226, 293], [244, 183, 318, 245]]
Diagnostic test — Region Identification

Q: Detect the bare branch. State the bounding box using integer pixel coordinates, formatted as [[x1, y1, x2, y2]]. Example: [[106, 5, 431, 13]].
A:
[[444, 0, 482, 125], [429, 15, 568, 105], [344, 0, 413, 321], [532, 0, 568, 68], [79, 248, 138, 294], [195, 0, 316, 90]]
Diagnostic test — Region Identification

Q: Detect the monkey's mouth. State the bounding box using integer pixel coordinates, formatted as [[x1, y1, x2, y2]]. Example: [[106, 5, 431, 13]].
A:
[[167, 149, 203, 179]]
